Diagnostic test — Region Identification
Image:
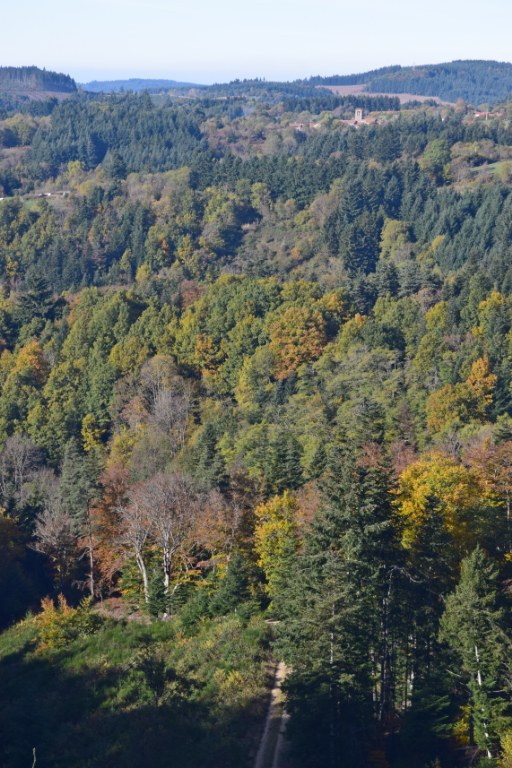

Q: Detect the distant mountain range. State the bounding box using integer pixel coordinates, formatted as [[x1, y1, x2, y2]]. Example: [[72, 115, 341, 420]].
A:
[[82, 78, 202, 93], [305, 60, 512, 105]]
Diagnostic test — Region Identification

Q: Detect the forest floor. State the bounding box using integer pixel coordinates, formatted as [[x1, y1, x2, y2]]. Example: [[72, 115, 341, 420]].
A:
[[254, 661, 292, 768]]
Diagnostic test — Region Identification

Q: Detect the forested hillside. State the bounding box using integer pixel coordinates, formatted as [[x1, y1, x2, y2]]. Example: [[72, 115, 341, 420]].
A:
[[308, 60, 512, 105], [0, 67, 77, 95], [0, 83, 511, 768], [83, 78, 200, 93]]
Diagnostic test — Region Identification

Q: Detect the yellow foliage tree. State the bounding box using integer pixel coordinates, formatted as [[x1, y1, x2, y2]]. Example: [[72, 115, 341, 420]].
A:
[[9, 340, 47, 387], [426, 356, 497, 433], [394, 454, 491, 549], [81, 413, 105, 452], [253, 491, 299, 599], [466, 355, 497, 418]]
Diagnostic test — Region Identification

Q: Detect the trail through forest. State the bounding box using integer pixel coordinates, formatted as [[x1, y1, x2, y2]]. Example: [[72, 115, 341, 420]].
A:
[[254, 662, 290, 768]]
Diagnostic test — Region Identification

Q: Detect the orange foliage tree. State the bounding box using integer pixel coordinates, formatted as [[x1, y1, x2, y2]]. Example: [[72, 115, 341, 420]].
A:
[[268, 305, 327, 380]]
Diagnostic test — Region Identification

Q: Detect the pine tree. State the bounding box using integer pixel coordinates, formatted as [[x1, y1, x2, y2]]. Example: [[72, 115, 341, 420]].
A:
[[17, 272, 54, 326], [209, 552, 253, 616], [440, 546, 506, 757], [59, 439, 98, 536], [268, 431, 303, 492], [277, 442, 401, 766], [59, 439, 100, 595]]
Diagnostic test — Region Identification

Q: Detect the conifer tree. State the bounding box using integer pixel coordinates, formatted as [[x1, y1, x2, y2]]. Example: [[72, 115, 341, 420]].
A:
[[277, 441, 401, 766], [440, 546, 507, 757]]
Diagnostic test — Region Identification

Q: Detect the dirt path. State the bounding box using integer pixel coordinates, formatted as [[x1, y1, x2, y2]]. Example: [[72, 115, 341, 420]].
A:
[[254, 661, 291, 768]]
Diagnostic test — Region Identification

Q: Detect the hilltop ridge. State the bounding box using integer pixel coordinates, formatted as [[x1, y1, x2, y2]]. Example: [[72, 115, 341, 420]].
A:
[[305, 59, 512, 104], [0, 66, 77, 98], [82, 77, 201, 93], [78, 60, 512, 105]]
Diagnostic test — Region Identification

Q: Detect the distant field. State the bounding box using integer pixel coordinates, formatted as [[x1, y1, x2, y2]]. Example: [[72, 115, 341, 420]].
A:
[[0, 88, 74, 101], [317, 84, 448, 104]]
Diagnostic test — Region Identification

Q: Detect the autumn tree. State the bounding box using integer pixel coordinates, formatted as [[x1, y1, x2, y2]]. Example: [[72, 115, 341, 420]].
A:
[[123, 472, 196, 606], [87, 465, 129, 596], [254, 491, 299, 602], [395, 453, 492, 552], [268, 305, 327, 380]]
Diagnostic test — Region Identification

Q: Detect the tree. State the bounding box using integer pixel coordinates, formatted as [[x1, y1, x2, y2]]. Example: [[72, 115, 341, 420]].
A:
[[426, 357, 497, 435], [87, 465, 128, 596], [269, 305, 327, 380], [129, 472, 195, 602], [267, 431, 303, 492], [59, 440, 99, 596], [277, 444, 400, 767], [0, 434, 41, 514], [464, 436, 512, 556], [440, 547, 507, 757], [395, 454, 491, 552], [119, 487, 152, 604], [253, 491, 299, 602], [16, 272, 55, 326], [419, 139, 451, 184], [33, 490, 77, 590]]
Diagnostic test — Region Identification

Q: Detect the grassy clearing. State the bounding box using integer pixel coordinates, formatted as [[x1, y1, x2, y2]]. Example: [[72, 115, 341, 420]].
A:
[[0, 609, 271, 768]]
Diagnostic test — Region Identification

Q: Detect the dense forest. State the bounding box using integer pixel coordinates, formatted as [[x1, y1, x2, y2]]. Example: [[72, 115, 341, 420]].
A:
[[0, 77, 512, 768], [0, 66, 77, 94], [307, 60, 512, 105], [82, 60, 512, 105]]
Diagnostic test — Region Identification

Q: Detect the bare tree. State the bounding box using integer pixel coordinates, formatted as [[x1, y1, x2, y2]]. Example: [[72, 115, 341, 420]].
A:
[[33, 492, 77, 589], [140, 354, 191, 452], [139, 355, 178, 407], [0, 434, 41, 508], [151, 387, 191, 449], [116, 471, 197, 607], [118, 493, 152, 603], [137, 471, 195, 596]]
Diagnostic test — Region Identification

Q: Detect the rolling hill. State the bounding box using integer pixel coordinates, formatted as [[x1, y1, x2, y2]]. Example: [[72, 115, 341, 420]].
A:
[[0, 66, 77, 98], [306, 59, 512, 105], [82, 78, 201, 93]]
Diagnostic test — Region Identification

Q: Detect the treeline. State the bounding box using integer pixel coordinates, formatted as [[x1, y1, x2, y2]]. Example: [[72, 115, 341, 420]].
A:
[[0, 66, 77, 93], [306, 60, 512, 105], [306, 65, 403, 86], [281, 93, 401, 113], [83, 78, 199, 93]]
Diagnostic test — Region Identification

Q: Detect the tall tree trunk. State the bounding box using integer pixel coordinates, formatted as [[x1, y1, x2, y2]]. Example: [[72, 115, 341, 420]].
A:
[[136, 553, 149, 603], [474, 644, 492, 759], [86, 509, 95, 598]]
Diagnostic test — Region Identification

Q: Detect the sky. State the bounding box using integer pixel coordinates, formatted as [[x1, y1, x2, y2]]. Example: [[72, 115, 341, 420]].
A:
[[3, 0, 512, 84]]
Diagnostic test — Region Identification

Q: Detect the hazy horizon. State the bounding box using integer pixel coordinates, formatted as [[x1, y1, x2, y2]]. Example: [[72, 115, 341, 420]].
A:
[[66, 56, 512, 87], [4, 0, 512, 86]]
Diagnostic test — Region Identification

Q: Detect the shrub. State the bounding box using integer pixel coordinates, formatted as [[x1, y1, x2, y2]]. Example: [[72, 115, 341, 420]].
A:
[[35, 595, 103, 651]]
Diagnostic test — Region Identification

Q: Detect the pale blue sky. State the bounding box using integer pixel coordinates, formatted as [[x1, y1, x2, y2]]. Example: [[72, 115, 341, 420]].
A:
[[3, 0, 511, 83]]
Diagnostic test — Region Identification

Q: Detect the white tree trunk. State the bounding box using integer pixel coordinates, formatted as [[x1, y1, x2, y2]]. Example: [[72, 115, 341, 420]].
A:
[[474, 644, 492, 759], [136, 553, 150, 603]]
